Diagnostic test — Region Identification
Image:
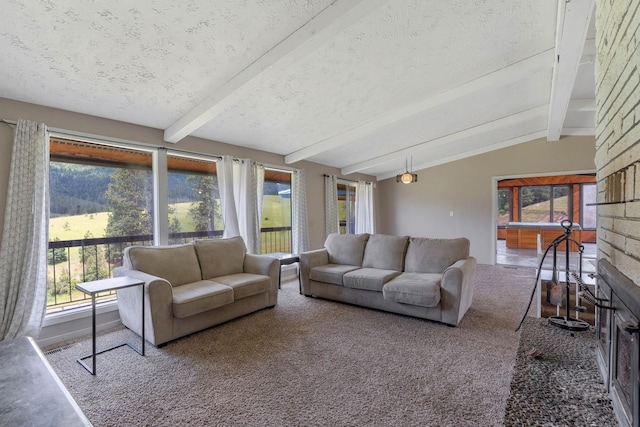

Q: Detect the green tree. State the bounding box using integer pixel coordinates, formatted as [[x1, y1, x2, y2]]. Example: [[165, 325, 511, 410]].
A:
[[188, 175, 218, 232], [49, 268, 75, 298], [79, 231, 108, 282], [169, 215, 181, 233], [105, 169, 153, 237], [48, 237, 68, 265], [105, 168, 153, 264]]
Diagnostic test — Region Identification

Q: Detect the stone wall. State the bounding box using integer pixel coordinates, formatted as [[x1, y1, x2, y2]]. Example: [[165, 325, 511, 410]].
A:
[[595, 0, 640, 285]]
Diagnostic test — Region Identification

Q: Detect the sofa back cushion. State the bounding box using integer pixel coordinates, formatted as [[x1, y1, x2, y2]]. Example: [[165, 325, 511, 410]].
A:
[[362, 234, 409, 271], [325, 233, 369, 266], [404, 237, 470, 274], [126, 243, 202, 287], [195, 236, 247, 279]]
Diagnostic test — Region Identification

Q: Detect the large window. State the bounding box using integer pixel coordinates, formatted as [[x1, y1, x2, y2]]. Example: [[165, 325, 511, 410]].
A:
[[337, 182, 356, 234], [497, 188, 511, 226], [167, 154, 222, 242], [48, 138, 155, 311], [261, 169, 292, 253], [520, 185, 570, 223], [581, 183, 597, 229]]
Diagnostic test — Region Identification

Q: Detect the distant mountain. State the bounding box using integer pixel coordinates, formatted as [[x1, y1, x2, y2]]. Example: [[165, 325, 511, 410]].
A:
[[49, 162, 196, 216], [50, 163, 112, 216]]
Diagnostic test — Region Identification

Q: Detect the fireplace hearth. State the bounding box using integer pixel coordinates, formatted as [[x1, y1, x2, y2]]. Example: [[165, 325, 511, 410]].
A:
[[596, 259, 640, 427]]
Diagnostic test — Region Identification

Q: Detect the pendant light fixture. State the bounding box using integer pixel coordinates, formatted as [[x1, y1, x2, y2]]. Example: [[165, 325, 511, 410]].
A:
[[396, 156, 417, 184]]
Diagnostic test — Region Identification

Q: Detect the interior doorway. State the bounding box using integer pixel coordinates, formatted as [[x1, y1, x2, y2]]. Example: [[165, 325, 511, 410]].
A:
[[494, 172, 597, 273]]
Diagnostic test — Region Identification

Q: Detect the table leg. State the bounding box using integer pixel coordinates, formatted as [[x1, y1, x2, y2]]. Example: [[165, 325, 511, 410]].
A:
[[141, 284, 145, 356], [91, 293, 96, 375]]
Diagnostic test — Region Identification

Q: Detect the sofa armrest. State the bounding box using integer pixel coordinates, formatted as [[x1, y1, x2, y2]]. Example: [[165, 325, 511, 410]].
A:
[[244, 254, 279, 306], [244, 254, 278, 276], [299, 249, 329, 295], [439, 257, 477, 326], [244, 254, 279, 285], [113, 266, 174, 346]]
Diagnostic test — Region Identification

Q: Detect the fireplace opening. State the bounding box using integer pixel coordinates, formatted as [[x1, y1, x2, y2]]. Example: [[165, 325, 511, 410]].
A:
[[596, 259, 640, 427]]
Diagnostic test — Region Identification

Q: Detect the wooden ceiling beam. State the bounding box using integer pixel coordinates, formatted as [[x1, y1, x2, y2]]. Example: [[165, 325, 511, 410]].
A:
[[547, 0, 595, 141], [163, 0, 388, 144], [285, 49, 555, 165], [342, 105, 548, 175], [373, 130, 548, 181]]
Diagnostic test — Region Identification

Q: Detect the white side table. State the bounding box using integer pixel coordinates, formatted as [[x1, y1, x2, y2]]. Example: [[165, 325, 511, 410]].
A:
[[76, 276, 145, 375]]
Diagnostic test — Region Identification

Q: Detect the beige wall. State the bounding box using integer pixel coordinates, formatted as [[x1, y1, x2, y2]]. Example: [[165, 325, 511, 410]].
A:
[[594, 0, 640, 286], [376, 136, 597, 264], [0, 97, 374, 251]]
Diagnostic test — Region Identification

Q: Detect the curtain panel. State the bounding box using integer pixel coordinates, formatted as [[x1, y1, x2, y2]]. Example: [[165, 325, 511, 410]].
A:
[[291, 169, 309, 254], [355, 181, 376, 234], [0, 119, 49, 341], [324, 174, 339, 237], [218, 155, 263, 254]]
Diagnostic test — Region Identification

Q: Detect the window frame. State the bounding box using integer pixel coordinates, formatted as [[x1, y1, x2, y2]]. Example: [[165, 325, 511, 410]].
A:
[[518, 184, 572, 224], [580, 182, 597, 230], [337, 179, 357, 234], [497, 187, 512, 228]]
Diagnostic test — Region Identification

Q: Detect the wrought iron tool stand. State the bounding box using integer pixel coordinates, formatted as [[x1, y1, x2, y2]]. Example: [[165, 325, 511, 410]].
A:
[[545, 220, 590, 331]]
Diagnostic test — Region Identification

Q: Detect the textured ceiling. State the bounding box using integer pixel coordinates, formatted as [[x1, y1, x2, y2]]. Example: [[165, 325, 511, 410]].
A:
[[0, 0, 596, 180]]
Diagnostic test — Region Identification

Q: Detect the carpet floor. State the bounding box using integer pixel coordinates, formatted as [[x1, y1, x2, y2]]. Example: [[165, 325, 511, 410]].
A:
[[44, 265, 541, 426]]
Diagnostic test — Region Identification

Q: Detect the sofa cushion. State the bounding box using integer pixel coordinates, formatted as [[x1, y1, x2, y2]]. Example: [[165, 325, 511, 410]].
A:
[[343, 268, 402, 292], [127, 243, 202, 287], [404, 237, 470, 274], [325, 233, 369, 266], [362, 234, 409, 271], [172, 280, 234, 318], [195, 237, 247, 279], [383, 273, 441, 307], [310, 264, 361, 286], [213, 273, 271, 300]]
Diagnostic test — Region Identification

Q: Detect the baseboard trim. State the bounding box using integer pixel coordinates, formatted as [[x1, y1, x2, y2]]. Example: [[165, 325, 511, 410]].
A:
[[37, 319, 123, 349]]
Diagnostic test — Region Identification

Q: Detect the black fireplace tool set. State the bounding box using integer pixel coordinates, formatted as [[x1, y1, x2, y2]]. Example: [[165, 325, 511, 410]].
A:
[[516, 219, 606, 332]]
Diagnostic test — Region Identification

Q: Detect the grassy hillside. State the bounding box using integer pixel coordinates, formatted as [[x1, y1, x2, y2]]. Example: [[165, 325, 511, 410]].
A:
[[50, 197, 291, 240], [498, 195, 569, 225]]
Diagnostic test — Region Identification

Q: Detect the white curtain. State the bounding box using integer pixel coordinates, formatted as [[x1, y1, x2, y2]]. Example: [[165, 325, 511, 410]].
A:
[[355, 181, 376, 234], [218, 155, 263, 254], [218, 155, 240, 238], [0, 120, 49, 341], [247, 162, 264, 254], [324, 174, 339, 236], [291, 169, 309, 254]]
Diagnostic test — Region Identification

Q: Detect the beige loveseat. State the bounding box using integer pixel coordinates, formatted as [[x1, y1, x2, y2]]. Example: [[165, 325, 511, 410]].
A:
[[300, 233, 477, 326], [113, 236, 279, 346]]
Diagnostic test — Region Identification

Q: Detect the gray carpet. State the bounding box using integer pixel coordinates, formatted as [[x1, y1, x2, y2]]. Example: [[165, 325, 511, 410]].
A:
[[43, 265, 537, 426]]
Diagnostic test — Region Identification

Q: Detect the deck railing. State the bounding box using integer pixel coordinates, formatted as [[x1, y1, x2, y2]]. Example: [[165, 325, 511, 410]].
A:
[[46, 227, 292, 312]]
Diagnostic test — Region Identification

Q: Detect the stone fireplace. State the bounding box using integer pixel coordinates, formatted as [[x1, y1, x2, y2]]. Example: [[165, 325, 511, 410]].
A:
[[593, 1, 640, 425], [595, 259, 640, 427]]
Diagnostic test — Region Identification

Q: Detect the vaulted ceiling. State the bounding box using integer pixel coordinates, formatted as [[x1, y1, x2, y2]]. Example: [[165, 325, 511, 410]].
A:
[[1, 0, 595, 180]]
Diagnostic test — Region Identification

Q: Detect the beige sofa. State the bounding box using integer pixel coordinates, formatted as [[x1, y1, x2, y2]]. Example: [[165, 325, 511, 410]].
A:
[[113, 236, 279, 346], [300, 233, 477, 326]]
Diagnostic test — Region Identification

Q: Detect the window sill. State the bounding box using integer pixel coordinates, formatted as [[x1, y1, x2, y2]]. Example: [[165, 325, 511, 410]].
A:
[[43, 299, 119, 327]]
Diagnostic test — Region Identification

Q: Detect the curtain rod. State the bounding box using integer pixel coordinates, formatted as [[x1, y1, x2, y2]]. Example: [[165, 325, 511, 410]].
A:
[[323, 173, 373, 184]]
